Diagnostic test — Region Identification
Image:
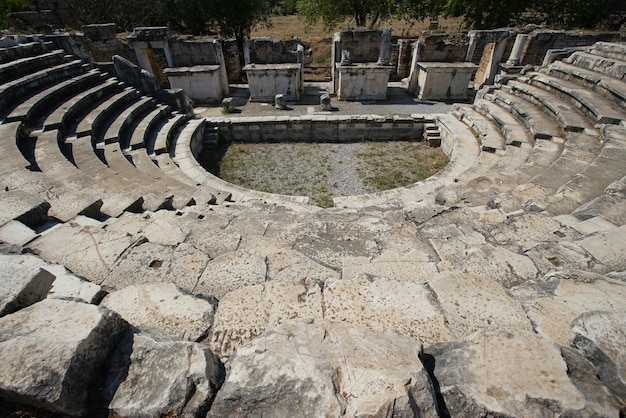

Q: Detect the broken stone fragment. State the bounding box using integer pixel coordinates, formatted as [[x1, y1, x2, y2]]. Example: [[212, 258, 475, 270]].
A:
[[208, 319, 439, 417]]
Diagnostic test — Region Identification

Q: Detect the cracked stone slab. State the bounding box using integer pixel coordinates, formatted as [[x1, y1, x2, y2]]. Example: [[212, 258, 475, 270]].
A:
[[26, 221, 137, 284], [0, 254, 102, 304], [0, 299, 127, 416], [425, 330, 586, 417], [196, 250, 267, 300], [324, 274, 452, 345], [105, 332, 225, 418], [579, 225, 626, 272], [208, 278, 323, 361], [571, 311, 626, 401], [342, 254, 438, 283], [101, 283, 215, 342], [429, 272, 532, 339], [0, 261, 55, 317], [103, 211, 188, 246], [438, 243, 539, 288], [510, 275, 626, 346], [208, 319, 439, 418], [266, 249, 340, 283]]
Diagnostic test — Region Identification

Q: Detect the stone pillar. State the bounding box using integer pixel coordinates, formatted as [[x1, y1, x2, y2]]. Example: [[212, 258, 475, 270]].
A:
[[127, 27, 172, 89], [377, 26, 392, 65], [407, 41, 421, 95], [465, 31, 479, 62], [331, 32, 341, 94], [506, 34, 530, 66]]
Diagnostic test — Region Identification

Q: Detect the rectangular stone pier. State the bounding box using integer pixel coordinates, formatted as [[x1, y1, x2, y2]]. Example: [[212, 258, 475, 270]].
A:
[[336, 63, 393, 101], [243, 63, 302, 102], [410, 62, 478, 101], [164, 65, 226, 104]]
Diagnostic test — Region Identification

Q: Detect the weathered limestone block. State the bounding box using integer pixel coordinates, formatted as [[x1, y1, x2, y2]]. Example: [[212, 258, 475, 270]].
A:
[[559, 346, 624, 417], [571, 311, 626, 401], [0, 299, 127, 416], [429, 272, 533, 339], [510, 274, 626, 346], [101, 283, 215, 342], [342, 250, 438, 283], [324, 274, 452, 345], [196, 250, 267, 299], [103, 241, 173, 289], [579, 225, 626, 273], [0, 261, 55, 317], [26, 222, 137, 284], [105, 332, 225, 418], [265, 249, 340, 283], [208, 278, 323, 360], [425, 330, 586, 417], [208, 319, 439, 417], [0, 254, 103, 304], [437, 243, 539, 288]]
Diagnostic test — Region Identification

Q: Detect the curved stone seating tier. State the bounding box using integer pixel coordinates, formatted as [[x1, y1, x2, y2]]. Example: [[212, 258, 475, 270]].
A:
[[127, 104, 172, 151], [100, 142, 194, 209], [528, 72, 625, 125], [45, 78, 122, 132], [504, 80, 592, 132], [0, 41, 46, 64], [482, 88, 565, 140], [0, 60, 86, 114], [74, 88, 140, 138], [452, 105, 507, 152], [4, 69, 106, 125], [546, 61, 626, 108], [150, 113, 189, 155], [63, 134, 171, 213], [0, 50, 66, 84], [101, 96, 155, 144], [569, 47, 626, 79]]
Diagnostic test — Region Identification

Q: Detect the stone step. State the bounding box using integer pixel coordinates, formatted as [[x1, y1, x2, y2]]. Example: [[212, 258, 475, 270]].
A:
[[127, 104, 172, 150], [63, 134, 166, 213], [0, 49, 66, 84], [100, 96, 155, 144], [74, 88, 139, 138], [453, 104, 506, 152], [0, 188, 50, 229], [474, 98, 534, 147], [150, 113, 189, 155], [530, 131, 603, 193], [125, 149, 199, 193], [505, 80, 592, 132], [587, 41, 626, 62], [546, 61, 626, 109], [0, 42, 46, 64], [567, 50, 626, 80], [101, 143, 193, 209], [528, 72, 625, 125], [488, 89, 564, 140], [31, 130, 110, 221], [4, 70, 105, 125], [0, 60, 85, 114], [43, 78, 122, 132]]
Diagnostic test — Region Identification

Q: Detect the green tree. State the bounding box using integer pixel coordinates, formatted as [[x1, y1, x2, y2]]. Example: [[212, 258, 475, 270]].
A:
[[440, 0, 527, 29], [69, 0, 167, 31], [534, 0, 626, 30], [1, 0, 31, 29], [210, 0, 277, 49]]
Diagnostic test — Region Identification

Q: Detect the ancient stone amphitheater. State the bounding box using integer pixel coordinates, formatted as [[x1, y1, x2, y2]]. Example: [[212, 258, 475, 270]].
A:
[[0, 35, 625, 417]]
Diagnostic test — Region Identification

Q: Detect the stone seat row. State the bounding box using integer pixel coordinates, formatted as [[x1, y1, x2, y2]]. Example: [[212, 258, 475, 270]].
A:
[[447, 42, 626, 218], [0, 45, 237, 232]]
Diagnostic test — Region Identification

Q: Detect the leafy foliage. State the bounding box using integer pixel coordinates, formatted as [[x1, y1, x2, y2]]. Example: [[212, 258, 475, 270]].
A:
[[1, 0, 31, 29]]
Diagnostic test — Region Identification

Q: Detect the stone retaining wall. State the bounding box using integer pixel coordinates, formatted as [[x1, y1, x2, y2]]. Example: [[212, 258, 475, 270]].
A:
[[211, 114, 427, 143]]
